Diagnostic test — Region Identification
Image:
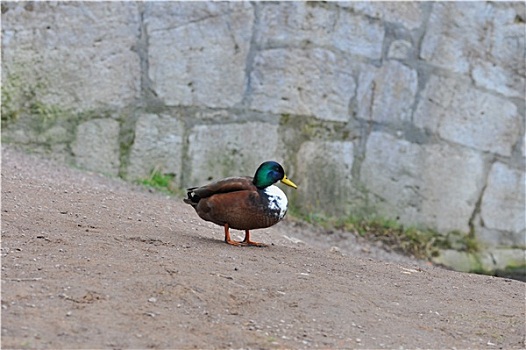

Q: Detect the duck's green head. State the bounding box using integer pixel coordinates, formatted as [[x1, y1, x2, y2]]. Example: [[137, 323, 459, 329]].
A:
[[253, 161, 298, 189]]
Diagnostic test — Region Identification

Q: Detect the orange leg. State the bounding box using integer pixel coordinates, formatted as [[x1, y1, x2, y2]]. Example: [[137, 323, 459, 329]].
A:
[[241, 230, 267, 247], [223, 224, 266, 247], [224, 223, 241, 246]]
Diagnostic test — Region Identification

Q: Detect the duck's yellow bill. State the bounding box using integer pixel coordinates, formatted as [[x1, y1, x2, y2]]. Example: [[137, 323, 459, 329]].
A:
[[281, 175, 298, 189]]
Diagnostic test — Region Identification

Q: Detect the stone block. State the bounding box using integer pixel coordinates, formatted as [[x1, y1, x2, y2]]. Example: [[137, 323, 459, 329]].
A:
[[337, 2, 424, 30], [250, 48, 355, 122], [296, 141, 355, 215], [257, 2, 384, 59], [72, 119, 120, 176], [127, 114, 184, 184], [420, 2, 524, 75], [361, 132, 486, 233], [472, 60, 525, 99], [1, 2, 141, 111], [478, 162, 525, 245], [432, 249, 526, 274], [419, 143, 486, 233], [145, 2, 253, 108], [356, 61, 418, 124], [186, 122, 282, 187], [488, 2, 526, 75], [431, 250, 480, 273], [256, 2, 336, 48], [360, 132, 423, 224], [414, 75, 520, 157], [488, 249, 526, 271]]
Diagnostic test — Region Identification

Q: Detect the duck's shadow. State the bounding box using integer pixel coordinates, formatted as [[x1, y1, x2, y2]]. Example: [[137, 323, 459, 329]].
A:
[[184, 233, 277, 249]]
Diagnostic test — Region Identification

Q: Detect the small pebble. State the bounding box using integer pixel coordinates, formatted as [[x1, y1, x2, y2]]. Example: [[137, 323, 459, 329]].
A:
[[329, 246, 341, 253]]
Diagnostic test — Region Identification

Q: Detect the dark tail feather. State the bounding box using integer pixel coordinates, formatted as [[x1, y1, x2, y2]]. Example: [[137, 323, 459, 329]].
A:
[[183, 188, 200, 207]]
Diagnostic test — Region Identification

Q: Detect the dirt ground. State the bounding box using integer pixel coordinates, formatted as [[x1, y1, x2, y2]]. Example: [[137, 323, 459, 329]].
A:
[[1, 146, 525, 349]]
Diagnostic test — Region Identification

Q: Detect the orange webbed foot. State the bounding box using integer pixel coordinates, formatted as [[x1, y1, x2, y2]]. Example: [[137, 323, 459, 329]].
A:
[[223, 225, 267, 247], [240, 230, 267, 247]]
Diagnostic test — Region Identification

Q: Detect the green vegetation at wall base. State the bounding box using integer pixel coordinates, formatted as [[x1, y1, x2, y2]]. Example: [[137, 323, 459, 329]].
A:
[[287, 207, 480, 261], [137, 167, 182, 196]]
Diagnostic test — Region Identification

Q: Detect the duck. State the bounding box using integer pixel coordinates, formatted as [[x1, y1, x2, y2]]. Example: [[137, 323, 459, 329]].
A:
[[183, 161, 297, 247]]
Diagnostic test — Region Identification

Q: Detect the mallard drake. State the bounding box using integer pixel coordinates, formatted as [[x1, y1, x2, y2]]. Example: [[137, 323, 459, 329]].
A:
[[183, 161, 297, 246]]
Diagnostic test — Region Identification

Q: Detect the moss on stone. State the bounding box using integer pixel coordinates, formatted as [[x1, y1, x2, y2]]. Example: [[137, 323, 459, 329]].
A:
[[288, 206, 461, 260]]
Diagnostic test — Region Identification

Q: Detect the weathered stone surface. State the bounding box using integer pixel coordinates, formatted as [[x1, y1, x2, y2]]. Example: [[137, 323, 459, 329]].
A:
[[145, 2, 253, 108], [431, 250, 482, 273], [257, 2, 384, 59], [1, 113, 73, 146], [256, 2, 336, 48], [477, 162, 526, 245], [127, 114, 184, 183], [414, 75, 520, 157], [432, 249, 526, 273], [186, 122, 281, 187], [72, 119, 120, 176], [488, 249, 526, 271], [419, 143, 486, 233], [472, 60, 525, 99], [489, 2, 526, 76], [296, 141, 355, 215], [360, 132, 423, 224], [250, 48, 355, 122], [338, 2, 424, 30], [338, 1, 423, 30], [361, 132, 486, 233], [1, 2, 141, 111], [388, 40, 413, 60], [356, 61, 418, 124], [420, 2, 525, 75]]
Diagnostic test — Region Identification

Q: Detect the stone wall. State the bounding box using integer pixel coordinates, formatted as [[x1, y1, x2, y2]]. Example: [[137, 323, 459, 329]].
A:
[[2, 2, 525, 273]]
